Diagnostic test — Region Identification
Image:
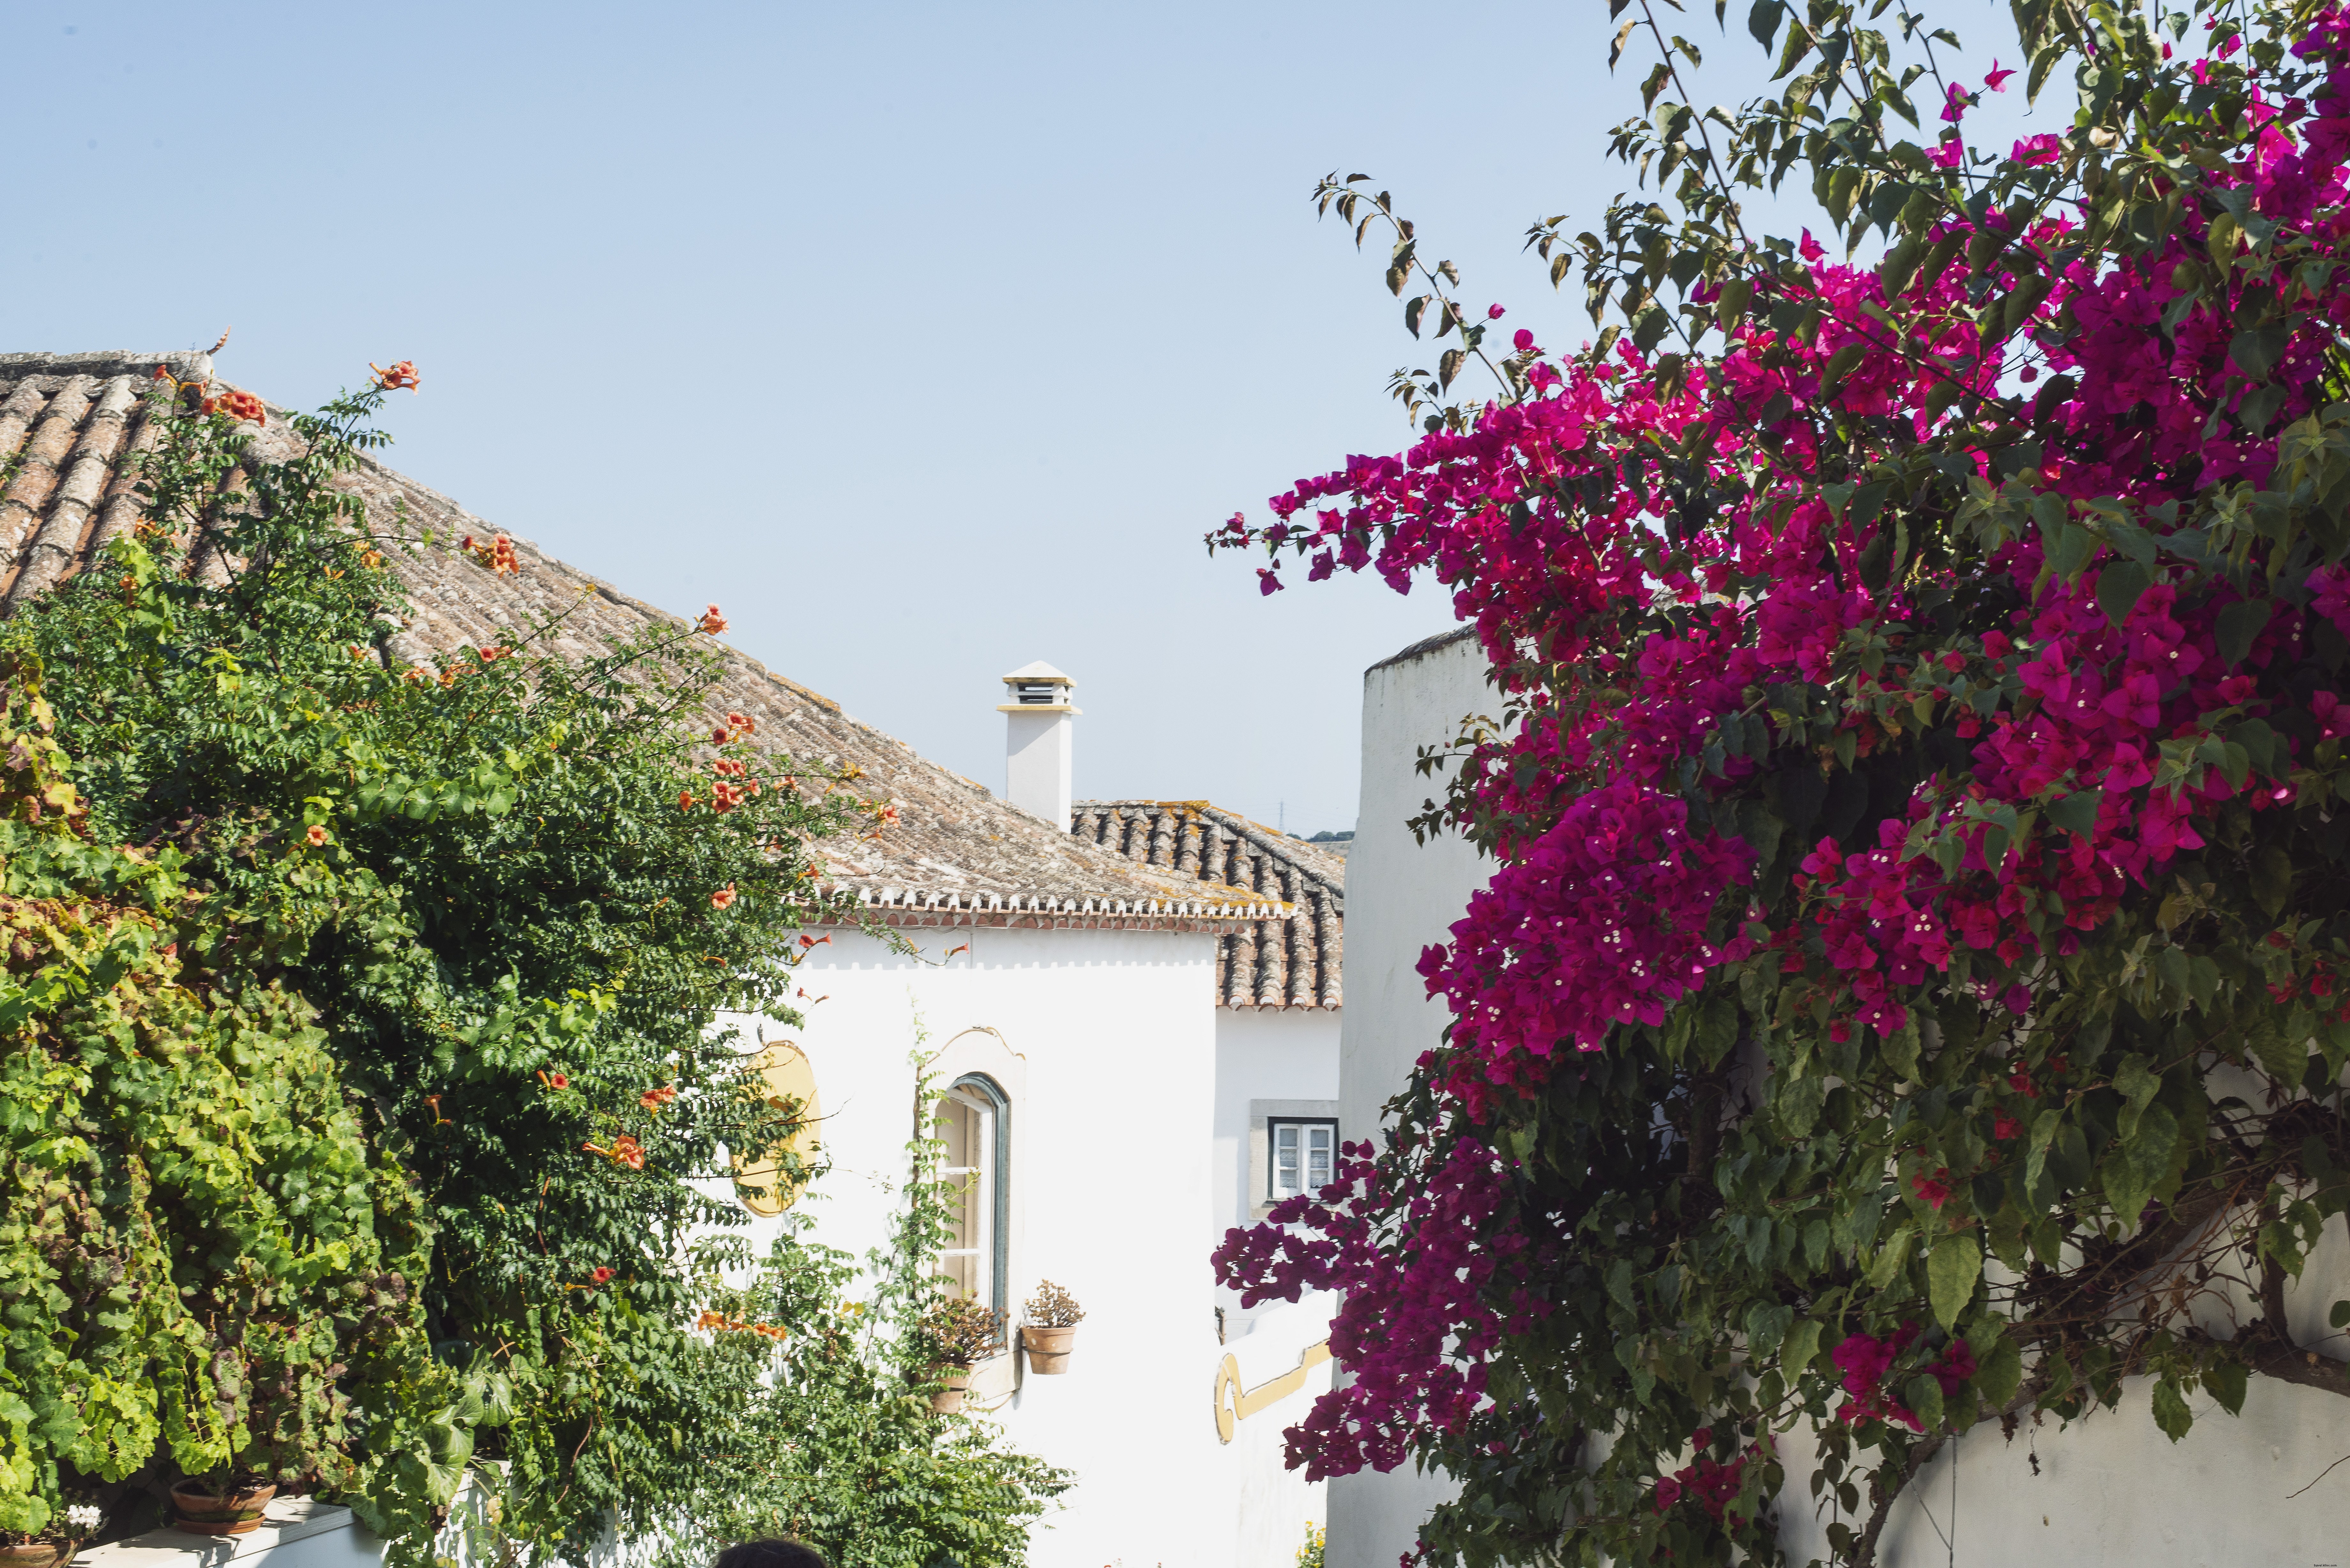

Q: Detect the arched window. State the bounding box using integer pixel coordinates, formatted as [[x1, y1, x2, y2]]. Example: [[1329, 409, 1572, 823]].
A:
[[937, 1072, 1010, 1323]]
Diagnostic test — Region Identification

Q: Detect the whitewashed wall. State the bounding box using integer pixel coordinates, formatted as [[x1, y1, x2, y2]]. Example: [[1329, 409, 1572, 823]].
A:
[[1772, 1214, 2350, 1565], [1213, 1007, 1342, 1242], [1329, 628, 1492, 1568], [708, 921, 1328, 1568]]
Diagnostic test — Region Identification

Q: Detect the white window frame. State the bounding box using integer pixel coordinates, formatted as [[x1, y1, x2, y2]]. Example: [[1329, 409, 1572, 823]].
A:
[[938, 1074, 1010, 1324], [1266, 1116, 1338, 1202], [1248, 1099, 1341, 1219]]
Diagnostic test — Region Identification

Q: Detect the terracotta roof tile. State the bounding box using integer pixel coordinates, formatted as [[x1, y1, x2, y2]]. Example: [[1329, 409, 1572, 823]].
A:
[[0, 352, 1285, 933], [1069, 800, 1344, 1008]]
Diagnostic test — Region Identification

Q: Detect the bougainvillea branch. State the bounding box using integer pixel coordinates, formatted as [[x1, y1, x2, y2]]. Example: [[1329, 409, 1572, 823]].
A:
[[1213, 3, 2350, 1564]]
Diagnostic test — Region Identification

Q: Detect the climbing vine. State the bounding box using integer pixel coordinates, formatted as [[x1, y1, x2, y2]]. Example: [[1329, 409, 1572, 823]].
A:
[[653, 1060, 1070, 1568]]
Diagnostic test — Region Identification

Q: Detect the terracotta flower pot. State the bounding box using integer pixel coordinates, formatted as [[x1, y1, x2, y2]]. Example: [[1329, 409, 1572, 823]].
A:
[[1021, 1324, 1077, 1374], [1, 1543, 74, 1568], [169, 1481, 277, 1537], [929, 1363, 973, 1413]]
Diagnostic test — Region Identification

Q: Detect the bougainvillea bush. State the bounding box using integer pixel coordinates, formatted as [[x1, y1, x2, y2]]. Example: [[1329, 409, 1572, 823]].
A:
[[0, 372, 917, 1558], [1215, 2, 2350, 1563]]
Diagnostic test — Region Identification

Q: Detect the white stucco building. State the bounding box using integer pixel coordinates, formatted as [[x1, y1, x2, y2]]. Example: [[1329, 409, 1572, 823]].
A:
[[701, 663, 1347, 1568]]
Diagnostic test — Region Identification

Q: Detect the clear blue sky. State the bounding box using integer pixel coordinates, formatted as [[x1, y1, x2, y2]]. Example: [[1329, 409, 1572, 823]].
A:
[[5, 2, 2035, 836]]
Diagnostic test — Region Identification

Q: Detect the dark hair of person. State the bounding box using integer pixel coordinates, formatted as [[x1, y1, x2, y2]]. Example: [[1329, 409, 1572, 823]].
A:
[[711, 1540, 830, 1568]]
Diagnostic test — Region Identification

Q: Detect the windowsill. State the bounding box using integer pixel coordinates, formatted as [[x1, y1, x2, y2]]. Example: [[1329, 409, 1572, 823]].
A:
[[83, 1498, 357, 1568]]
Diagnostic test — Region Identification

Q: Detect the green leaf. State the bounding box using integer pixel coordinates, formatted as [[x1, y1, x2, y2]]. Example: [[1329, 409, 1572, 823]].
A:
[[1696, 990, 1740, 1066], [2216, 598, 2273, 669], [1747, 0, 1783, 48], [2045, 788, 2102, 840], [2113, 1053, 2159, 1138], [2251, 845, 2293, 919], [2097, 558, 2152, 625], [1606, 1257, 1637, 1311], [1821, 341, 1869, 390], [1777, 1069, 1827, 1136], [1746, 1300, 1795, 1358], [2150, 1376, 2194, 1442], [1780, 1316, 1824, 1378], [2048, 521, 2096, 580], [1927, 1234, 1981, 1331], [1973, 1333, 2022, 1408], [1882, 1013, 1922, 1082], [1866, 1224, 1916, 1289], [2230, 324, 2289, 379], [2204, 1357, 2248, 1417], [2102, 1103, 2180, 1227], [1904, 1373, 1946, 1434]]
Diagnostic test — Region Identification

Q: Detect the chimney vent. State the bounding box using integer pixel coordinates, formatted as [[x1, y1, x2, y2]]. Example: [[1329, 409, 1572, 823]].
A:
[[998, 662, 1077, 825]]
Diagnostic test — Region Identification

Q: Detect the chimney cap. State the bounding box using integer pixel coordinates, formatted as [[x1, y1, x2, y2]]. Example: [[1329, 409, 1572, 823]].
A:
[[999, 660, 1078, 715]]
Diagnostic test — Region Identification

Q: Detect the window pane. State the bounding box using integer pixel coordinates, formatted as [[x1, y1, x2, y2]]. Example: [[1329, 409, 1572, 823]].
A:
[[1274, 1123, 1300, 1197], [936, 1087, 996, 1309], [1307, 1125, 1333, 1190], [938, 1096, 971, 1170]]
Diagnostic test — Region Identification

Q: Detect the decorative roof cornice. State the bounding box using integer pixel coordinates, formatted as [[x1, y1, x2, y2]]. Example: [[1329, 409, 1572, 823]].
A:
[[820, 882, 1288, 933]]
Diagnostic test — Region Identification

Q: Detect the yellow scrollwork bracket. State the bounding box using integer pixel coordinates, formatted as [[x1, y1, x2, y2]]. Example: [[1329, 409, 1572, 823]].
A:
[[1214, 1339, 1332, 1443]]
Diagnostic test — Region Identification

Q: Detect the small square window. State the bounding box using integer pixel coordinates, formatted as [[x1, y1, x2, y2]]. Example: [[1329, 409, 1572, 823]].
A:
[[1268, 1117, 1337, 1201]]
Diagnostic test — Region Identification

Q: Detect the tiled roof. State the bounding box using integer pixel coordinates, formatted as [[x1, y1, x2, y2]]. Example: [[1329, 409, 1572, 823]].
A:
[[1069, 801, 1344, 1009], [0, 351, 1285, 932]]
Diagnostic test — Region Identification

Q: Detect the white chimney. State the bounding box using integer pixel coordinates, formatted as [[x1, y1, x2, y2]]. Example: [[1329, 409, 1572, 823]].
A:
[[999, 661, 1077, 825]]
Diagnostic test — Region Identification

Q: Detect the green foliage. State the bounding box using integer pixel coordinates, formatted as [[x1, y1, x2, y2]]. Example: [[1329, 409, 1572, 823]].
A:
[[0, 660, 434, 1540], [0, 374, 1062, 1561]]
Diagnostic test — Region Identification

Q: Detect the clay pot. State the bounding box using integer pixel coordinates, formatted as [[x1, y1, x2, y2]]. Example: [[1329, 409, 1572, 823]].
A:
[[169, 1481, 277, 1537], [1020, 1324, 1077, 1375], [928, 1363, 973, 1413], [1, 1543, 74, 1568]]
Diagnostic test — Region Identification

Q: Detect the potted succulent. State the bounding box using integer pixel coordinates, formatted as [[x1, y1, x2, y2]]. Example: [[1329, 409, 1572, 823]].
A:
[[1019, 1280, 1084, 1374], [2, 1504, 102, 1568], [168, 1471, 278, 1537], [919, 1294, 1004, 1413]]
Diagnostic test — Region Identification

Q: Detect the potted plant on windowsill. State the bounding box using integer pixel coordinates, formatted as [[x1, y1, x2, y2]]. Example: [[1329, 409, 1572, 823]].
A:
[[2, 1504, 103, 1568], [1019, 1280, 1084, 1374], [920, 1295, 1004, 1413], [168, 1472, 278, 1537]]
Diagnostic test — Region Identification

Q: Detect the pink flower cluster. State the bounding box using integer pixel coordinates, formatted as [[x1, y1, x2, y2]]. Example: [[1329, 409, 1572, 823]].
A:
[[1211, 1138, 1543, 1478], [1831, 1324, 1977, 1431], [1212, 7, 2350, 1484], [1651, 1429, 1758, 1522], [1421, 779, 1755, 1105]]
